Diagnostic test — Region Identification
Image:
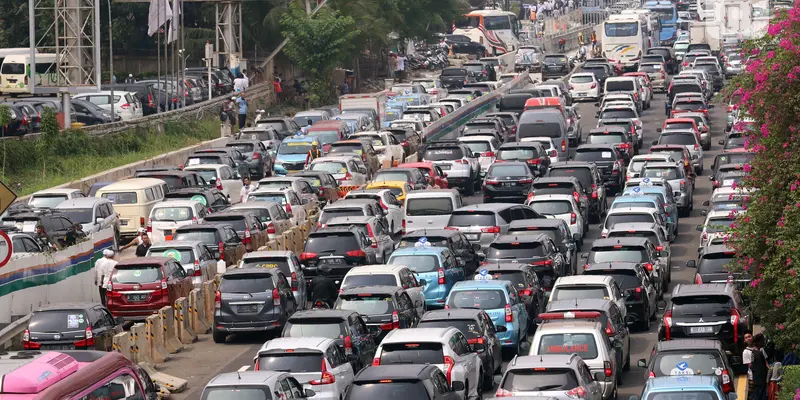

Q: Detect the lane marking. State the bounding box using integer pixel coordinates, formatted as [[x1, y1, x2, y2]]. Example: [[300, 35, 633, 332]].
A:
[[735, 375, 747, 399], [239, 365, 250, 372]]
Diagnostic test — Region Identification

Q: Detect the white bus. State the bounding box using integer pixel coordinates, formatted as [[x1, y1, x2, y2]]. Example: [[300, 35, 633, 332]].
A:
[[0, 53, 58, 96], [602, 15, 652, 70], [454, 9, 521, 55]]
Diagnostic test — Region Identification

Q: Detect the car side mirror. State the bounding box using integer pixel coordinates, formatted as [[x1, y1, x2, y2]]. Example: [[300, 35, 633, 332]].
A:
[[702, 200, 710, 206], [96, 217, 104, 224], [727, 394, 738, 400], [415, 300, 423, 308], [305, 389, 316, 398], [709, 104, 715, 109], [656, 300, 667, 311], [495, 325, 508, 332], [472, 342, 486, 353], [472, 243, 481, 252], [559, 245, 569, 253], [637, 359, 647, 368], [456, 256, 465, 266], [625, 315, 636, 325], [116, 316, 125, 325], [692, 155, 698, 160], [709, 175, 715, 181], [595, 112, 600, 118], [656, 128, 662, 133], [686, 260, 697, 268], [695, 225, 703, 231], [451, 381, 465, 392], [613, 340, 624, 349]]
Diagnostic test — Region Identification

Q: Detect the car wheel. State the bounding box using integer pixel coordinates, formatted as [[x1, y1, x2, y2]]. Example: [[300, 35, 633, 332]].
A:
[[212, 329, 227, 344], [611, 383, 618, 400], [483, 367, 494, 390], [463, 380, 470, 400]]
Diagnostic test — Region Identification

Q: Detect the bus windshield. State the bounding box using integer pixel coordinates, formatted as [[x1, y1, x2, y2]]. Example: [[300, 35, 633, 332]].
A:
[[649, 7, 676, 24], [605, 22, 639, 37], [484, 15, 512, 30]]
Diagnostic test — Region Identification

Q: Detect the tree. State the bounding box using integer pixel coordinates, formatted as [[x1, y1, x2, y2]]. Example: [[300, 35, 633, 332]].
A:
[[280, 3, 359, 105], [724, 6, 800, 349]]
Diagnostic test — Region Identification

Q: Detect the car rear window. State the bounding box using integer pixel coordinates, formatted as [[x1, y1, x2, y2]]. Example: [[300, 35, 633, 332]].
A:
[[204, 216, 247, 232], [442, 68, 467, 76], [256, 353, 322, 372], [671, 295, 733, 318], [320, 209, 367, 224], [29, 310, 89, 332], [148, 247, 195, 264], [423, 147, 464, 161], [418, 319, 482, 338], [462, 141, 492, 154], [337, 294, 395, 315], [607, 230, 660, 245], [589, 246, 648, 264], [174, 229, 219, 244], [186, 156, 222, 165], [675, 102, 705, 111], [448, 211, 496, 227], [586, 133, 625, 145], [346, 381, 430, 400], [653, 352, 723, 377], [606, 80, 635, 92], [240, 257, 291, 276], [532, 182, 576, 196], [570, 75, 594, 84], [600, 109, 636, 119], [388, 255, 440, 273], [284, 318, 347, 339], [487, 242, 545, 258], [501, 368, 579, 392], [672, 84, 703, 95], [538, 333, 599, 359], [497, 148, 538, 160], [574, 149, 616, 162], [698, 253, 735, 274], [152, 207, 194, 222], [552, 285, 609, 301], [101, 192, 138, 205], [518, 122, 562, 139], [374, 171, 411, 182], [508, 227, 561, 243], [664, 122, 695, 131], [406, 198, 454, 216], [227, 143, 254, 153], [499, 95, 531, 110], [380, 342, 444, 365], [639, 64, 662, 72], [447, 290, 508, 309], [488, 164, 529, 178], [659, 134, 696, 146], [202, 387, 270, 400], [548, 168, 591, 188], [306, 233, 360, 253], [606, 213, 655, 227], [584, 269, 641, 290], [529, 200, 573, 215], [342, 274, 398, 289], [248, 193, 287, 204], [642, 167, 679, 180], [113, 264, 163, 284], [220, 274, 275, 292], [486, 270, 528, 290]]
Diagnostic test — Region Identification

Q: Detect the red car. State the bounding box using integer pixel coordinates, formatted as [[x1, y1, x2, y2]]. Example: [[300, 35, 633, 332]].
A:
[[397, 161, 449, 188], [106, 257, 194, 321]]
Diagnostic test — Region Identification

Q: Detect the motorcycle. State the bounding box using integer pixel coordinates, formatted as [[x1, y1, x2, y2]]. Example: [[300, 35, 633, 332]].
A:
[[312, 300, 331, 309]]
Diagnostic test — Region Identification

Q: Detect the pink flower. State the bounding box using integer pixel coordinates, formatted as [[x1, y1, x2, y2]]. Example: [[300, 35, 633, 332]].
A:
[[743, 164, 752, 172], [792, 184, 797, 191], [761, 123, 770, 138]]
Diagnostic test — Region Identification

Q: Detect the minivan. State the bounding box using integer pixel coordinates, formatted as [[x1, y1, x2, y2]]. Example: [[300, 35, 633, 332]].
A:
[[146, 200, 207, 242], [517, 109, 569, 161], [106, 257, 194, 321], [403, 189, 462, 233], [603, 77, 643, 111], [95, 178, 168, 240]]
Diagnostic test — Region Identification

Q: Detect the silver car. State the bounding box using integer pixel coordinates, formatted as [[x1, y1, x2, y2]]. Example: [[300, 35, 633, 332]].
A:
[[201, 371, 313, 400], [626, 154, 674, 181], [457, 136, 499, 178], [640, 162, 694, 216], [496, 354, 603, 399], [146, 240, 218, 287], [447, 203, 541, 252], [725, 54, 743, 77], [54, 197, 120, 239], [421, 142, 482, 196], [605, 222, 672, 287]]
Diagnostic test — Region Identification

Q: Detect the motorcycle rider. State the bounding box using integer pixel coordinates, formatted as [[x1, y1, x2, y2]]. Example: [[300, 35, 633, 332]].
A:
[[579, 43, 588, 62], [310, 266, 338, 308]]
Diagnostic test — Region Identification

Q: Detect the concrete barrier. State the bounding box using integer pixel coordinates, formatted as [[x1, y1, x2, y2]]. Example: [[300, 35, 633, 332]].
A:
[[188, 289, 211, 334], [130, 323, 155, 365], [139, 362, 189, 394], [173, 297, 198, 344], [404, 153, 418, 163], [202, 281, 216, 326], [145, 314, 170, 363], [158, 306, 184, 354], [112, 331, 133, 360]]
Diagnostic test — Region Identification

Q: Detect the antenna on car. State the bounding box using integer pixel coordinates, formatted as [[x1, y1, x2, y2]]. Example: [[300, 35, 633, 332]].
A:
[[237, 370, 242, 380]]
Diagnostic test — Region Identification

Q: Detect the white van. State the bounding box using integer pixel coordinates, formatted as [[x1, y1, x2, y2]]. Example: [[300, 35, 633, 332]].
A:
[[95, 178, 168, 239], [403, 189, 462, 233], [603, 77, 643, 111], [147, 200, 207, 242], [0, 53, 57, 95]]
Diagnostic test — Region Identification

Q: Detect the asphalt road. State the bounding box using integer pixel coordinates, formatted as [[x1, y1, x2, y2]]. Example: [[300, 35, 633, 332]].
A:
[[161, 73, 731, 399]]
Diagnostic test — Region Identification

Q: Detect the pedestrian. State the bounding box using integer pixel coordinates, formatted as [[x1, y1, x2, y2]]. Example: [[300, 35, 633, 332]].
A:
[[119, 228, 146, 252], [94, 249, 117, 306], [293, 79, 304, 96], [273, 77, 283, 102], [242, 69, 250, 88], [125, 73, 136, 84], [750, 333, 769, 400], [236, 92, 248, 131], [301, 118, 313, 134], [388, 52, 397, 81], [240, 177, 256, 203], [396, 53, 407, 82], [34, 224, 58, 251], [578, 31, 584, 45], [135, 233, 152, 257], [234, 73, 246, 92], [306, 141, 322, 166], [340, 79, 350, 95], [111, 74, 117, 84], [559, 37, 566, 52]]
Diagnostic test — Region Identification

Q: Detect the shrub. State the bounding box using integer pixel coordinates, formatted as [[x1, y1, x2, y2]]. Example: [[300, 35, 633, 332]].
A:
[[777, 365, 800, 400]]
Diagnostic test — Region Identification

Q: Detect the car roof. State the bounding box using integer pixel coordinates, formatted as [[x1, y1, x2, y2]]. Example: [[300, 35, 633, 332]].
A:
[[153, 200, 202, 208], [207, 371, 286, 386], [452, 280, 511, 290], [53, 197, 109, 208], [402, 229, 460, 239], [404, 189, 459, 199], [383, 327, 458, 343], [148, 240, 203, 249], [354, 364, 437, 381], [508, 354, 581, 369], [455, 203, 513, 212], [260, 337, 335, 352], [700, 245, 736, 256], [646, 375, 720, 389], [508, 218, 566, 229], [655, 339, 724, 352], [607, 222, 660, 232], [492, 233, 549, 244], [345, 264, 408, 275], [592, 237, 652, 247], [288, 309, 357, 320], [547, 298, 615, 312], [554, 275, 614, 286], [243, 250, 294, 258], [340, 285, 402, 295], [34, 302, 101, 312], [584, 261, 641, 272], [390, 246, 448, 256], [673, 283, 734, 297], [115, 257, 170, 267]]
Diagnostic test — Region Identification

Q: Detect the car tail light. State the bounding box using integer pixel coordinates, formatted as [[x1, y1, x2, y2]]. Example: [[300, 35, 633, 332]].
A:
[[485, 178, 499, 185], [648, 371, 656, 378], [401, 219, 406, 235], [140, 216, 146, 229], [243, 228, 251, 245], [216, 179, 223, 191], [663, 310, 673, 340], [573, 191, 580, 202], [643, 263, 653, 271], [694, 143, 700, 151], [634, 286, 643, 300], [467, 337, 486, 345], [289, 271, 298, 290], [703, 231, 708, 241], [266, 223, 276, 234], [521, 288, 532, 296], [695, 274, 703, 284], [272, 288, 281, 306], [309, 359, 336, 385], [193, 260, 202, 276], [722, 369, 733, 393], [680, 180, 686, 191], [481, 151, 495, 157], [74, 326, 96, 348], [401, 141, 409, 148], [549, 149, 557, 158], [300, 252, 317, 261], [215, 290, 221, 308], [566, 387, 586, 398], [727, 105, 734, 112], [443, 355, 455, 383], [24, 75, 28, 85], [253, 152, 261, 160], [160, 279, 168, 295], [561, 139, 567, 152], [372, 357, 381, 366], [392, 310, 400, 329], [343, 336, 353, 355], [530, 259, 552, 266], [285, 203, 292, 214], [731, 309, 740, 342], [367, 224, 378, 248], [519, 178, 532, 184], [606, 319, 616, 335], [604, 361, 613, 377], [146, 218, 152, 233], [481, 226, 500, 233], [591, 82, 597, 88], [120, 103, 131, 109], [147, 94, 154, 107], [438, 268, 445, 284], [527, 158, 541, 165], [505, 304, 513, 322], [656, 246, 663, 251], [218, 242, 225, 261], [22, 329, 40, 349], [456, 159, 469, 164], [591, 184, 598, 199], [570, 212, 577, 224], [346, 249, 367, 257], [527, 191, 535, 202]]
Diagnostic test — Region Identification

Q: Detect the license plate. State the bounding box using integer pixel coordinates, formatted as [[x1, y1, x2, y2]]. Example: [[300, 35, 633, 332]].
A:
[[120, 220, 128, 226], [577, 93, 586, 96], [501, 182, 516, 187], [319, 257, 345, 265], [689, 326, 714, 334], [465, 233, 480, 241], [41, 344, 75, 350], [438, 164, 451, 170], [237, 305, 259, 313], [127, 294, 147, 302]]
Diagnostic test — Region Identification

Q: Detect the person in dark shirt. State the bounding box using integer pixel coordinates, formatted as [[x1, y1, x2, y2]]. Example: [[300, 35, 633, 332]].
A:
[[135, 233, 152, 257], [310, 266, 338, 308], [750, 333, 769, 400]]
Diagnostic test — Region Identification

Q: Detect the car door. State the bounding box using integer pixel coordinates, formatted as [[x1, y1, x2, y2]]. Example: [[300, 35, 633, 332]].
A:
[[88, 307, 113, 351], [639, 267, 657, 316], [480, 312, 501, 371], [580, 361, 603, 400], [397, 292, 418, 326], [383, 192, 403, 234], [442, 250, 464, 285], [297, 180, 317, 206], [352, 315, 376, 365], [508, 285, 528, 336], [453, 331, 478, 391], [400, 268, 425, 316]]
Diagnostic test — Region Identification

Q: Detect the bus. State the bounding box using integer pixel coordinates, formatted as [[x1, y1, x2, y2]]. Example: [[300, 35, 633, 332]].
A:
[[602, 15, 652, 70], [645, 1, 679, 45], [0, 48, 36, 67], [453, 9, 521, 55], [0, 53, 58, 96]]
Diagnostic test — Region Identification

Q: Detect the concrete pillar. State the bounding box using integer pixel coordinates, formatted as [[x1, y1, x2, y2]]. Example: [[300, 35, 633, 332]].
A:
[[112, 331, 132, 360], [174, 297, 198, 344], [145, 314, 169, 364], [202, 282, 216, 326], [189, 289, 211, 334], [159, 306, 184, 354], [130, 323, 155, 365]]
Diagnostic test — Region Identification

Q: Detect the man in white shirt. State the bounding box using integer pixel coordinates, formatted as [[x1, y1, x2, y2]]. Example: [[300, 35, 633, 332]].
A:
[[396, 54, 407, 82], [242, 69, 250, 89], [239, 177, 256, 203], [233, 74, 246, 92], [94, 249, 117, 306]]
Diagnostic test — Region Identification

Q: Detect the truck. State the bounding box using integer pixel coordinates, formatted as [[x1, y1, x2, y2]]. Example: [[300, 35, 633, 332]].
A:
[[689, 21, 722, 53], [339, 91, 388, 129]]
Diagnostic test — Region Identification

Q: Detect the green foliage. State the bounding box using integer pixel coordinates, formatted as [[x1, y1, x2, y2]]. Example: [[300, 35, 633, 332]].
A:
[[0, 104, 11, 133], [40, 108, 58, 138], [280, 3, 359, 105], [777, 366, 799, 400]]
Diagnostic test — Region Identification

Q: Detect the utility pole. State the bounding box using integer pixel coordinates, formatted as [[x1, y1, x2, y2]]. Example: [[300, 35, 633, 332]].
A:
[[107, 0, 115, 121]]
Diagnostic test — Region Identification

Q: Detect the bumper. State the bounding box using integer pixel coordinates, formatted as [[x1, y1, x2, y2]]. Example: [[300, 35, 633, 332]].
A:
[[446, 175, 472, 187], [213, 318, 284, 332], [651, 80, 667, 91], [570, 90, 599, 100], [624, 301, 648, 321], [109, 306, 164, 321], [496, 325, 521, 347], [599, 380, 616, 400]]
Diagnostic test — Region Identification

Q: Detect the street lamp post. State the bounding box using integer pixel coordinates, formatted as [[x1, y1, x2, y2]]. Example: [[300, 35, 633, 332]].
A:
[[107, 0, 115, 121]]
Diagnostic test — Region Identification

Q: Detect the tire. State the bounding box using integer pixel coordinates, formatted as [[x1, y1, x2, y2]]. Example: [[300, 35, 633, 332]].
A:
[[463, 380, 470, 400], [482, 368, 494, 390], [212, 329, 227, 344], [638, 306, 651, 331], [623, 350, 631, 371]]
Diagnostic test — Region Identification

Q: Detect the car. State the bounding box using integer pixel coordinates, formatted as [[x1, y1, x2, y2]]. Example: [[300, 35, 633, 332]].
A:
[[568, 72, 601, 102], [163, 187, 231, 213], [637, 339, 736, 394], [663, 115, 710, 150], [483, 162, 536, 203], [2, 210, 86, 248], [253, 337, 355, 398], [606, 222, 672, 277], [584, 235, 666, 293], [640, 161, 694, 217], [325, 216, 394, 263], [495, 354, 605, 399], [213, 267, 299, 343], [507, 218, 581, 282], [345, 364, 465, 400], [229, 201, 294, 240], [274, 135, 320, 175], [495, 142, 551, 177], [527, 177, 590, 224], [610, 193, 674, 241], [341, 264, 426, 316], [447, 203, 543, 252], [398, 229, 481, 276], [203, 210, 269, 252], [649, 144, 697, 181], [688, 245, 749, 289], [173, 223, 246, 267], [632, 376, 732, 400], [146, 240, 219, 287], [53, 197, 120, 237], [344, 188, 404, 234], [335, 285, 420, 341], [475, 262, 546, 325], [300, 225, 379, 286], [446, 279, 530, 356], [638, 62, 667, 92], [187, 148, 248, 178], [201, 371, 314, 399], [256, 176, 320, 206], [183, 164, 243, 203], [133, 170, 208, 191], [27, 188, 85, 209], [696, 211, 737, 251], [526, 193, 586, 240], [584, 126, 636, 161], [254, 116, 301, 139], [106, 257, 194, 321], [282, 309, 377, 371], [595, 111, 642, 150], [225, 139, 274, 179], [307, 155, 370, 186], [73, 91, 143, 121], [652, 130, 704, 174], [23, 302, 124, 351], [318, 199, 383, 229], [544, 162, 607, 223], [352, 131, 405, 167], [601, 206, 669, 246], [372, 167, 429, 190], [421, 142, 482, 195], [542, 54, 572, 80], [237, 250, 308, 308], [412, 78, 447, 102], [626, 154, 675, 181], [458, 136, 499, 178], [388, 245, 466, 309], [247, 187, 310, 225], [483, 232, 570, 287], [582, 262, 658, 331], [520, 136, 561, 164], [515, 45, 545, 72], [290, 170, 341, 207], [146, 200, 207, 242]]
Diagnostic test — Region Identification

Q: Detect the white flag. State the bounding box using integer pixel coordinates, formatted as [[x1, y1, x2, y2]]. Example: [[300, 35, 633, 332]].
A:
[[167, 0, 181, 44], [147, 0, 173, 37]]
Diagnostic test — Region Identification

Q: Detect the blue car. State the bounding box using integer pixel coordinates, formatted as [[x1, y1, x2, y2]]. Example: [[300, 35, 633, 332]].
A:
[[392, 94, 427, 106], [621, 186, 679, 240], [387, 243, 464, 309], [445, 276, 529, 355], [273, 135, 318, 175], [383, 108, 404, 128], [631, 376, 733, 400]]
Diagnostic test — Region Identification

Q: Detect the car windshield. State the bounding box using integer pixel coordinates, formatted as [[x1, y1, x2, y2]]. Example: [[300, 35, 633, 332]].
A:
[[257, 353, 323, 373], [537, 333, 599, 359], [449, 211, 496, 227], [113, 264, 163, 283], [548, 168, 592, 188], [501, 369, 579, 392], [497, 148, 537, 160], [190, 169, 218, 183], [586, 134, 625, 145], [307, 131, 341, 145], [174, 229, 218, 244], [342, 274, 398, 289], [29, 310, 90, 332], [642, 167, 679, 180], [405, 198, 454, 216], [284, 319, 346, 339], [671, 295, 733, 318], [629, 160, 647, 172], [653, 352, 723, 377], [336, 295, 395, 314], [448, 290, 508, 309], [665, 122, 695, 131], [278, 142, 312, 155], [574, 149, 616, 162], [152, 207, 193, 222], [529, 200, 573, 215], [487, 242, 545, 259], [57, 208, 93, 224], [698, 254, 735, 274], [423, 147, 464, 161], [387, 255, 440, 273], [311, 161, 348, 174]]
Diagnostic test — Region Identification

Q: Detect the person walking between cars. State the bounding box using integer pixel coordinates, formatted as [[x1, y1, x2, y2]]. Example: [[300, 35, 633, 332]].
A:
[[396, 53, 407, 82], [750, 334, 770, 400], [558, 37, 566, 52], [236, 92, 248, 132], [35, 224, 58, 251], [240, 177, 256, 203], [273, 77, 283, 102], [306, 142, 322, 166], [310, 267, 338, 308], [95, 249, 117, 306], [388, 52, 397, 82], [135, 233, 152, 257]]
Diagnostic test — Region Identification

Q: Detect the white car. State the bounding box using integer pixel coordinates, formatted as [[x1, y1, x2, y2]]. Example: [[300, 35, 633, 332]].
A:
[[254, 337, 355, 400], [697, 210, 738, 252], [457, 136, 499, 178], [526, 194, 586, 242], [568, 73, 601, 101], [549, 275, 627, 320], [351, 131, 405, 168], [73, 91, 143, 121], [147, 200, 207, 243], [340, 264, 426, 316], [375, 327, 483, 399], [411, 78, 447, 102], [247, 187, 309, 226], [28, 188, 85, 209], [344, 188, 404, 235], [390, 119, 425, 134], [307, 156, 368, 186], [183, 164, 243, 203], [626, 154, 675, 181], [519, 136, 560, 163], [601, 206, 668, 240]]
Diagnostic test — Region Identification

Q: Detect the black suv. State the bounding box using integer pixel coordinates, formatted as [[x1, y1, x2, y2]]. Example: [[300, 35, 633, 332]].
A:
[[213, 267, 299, 343], [688, 245, 749, 289], [477, 262, 546, 324], [439, 67, 472, 89], [204, 211, 266, 252], [483, 162, 536, 204], [545, 161, 607, 222], [3, 211, 86, 247], [582, 237, 665, 295], [597, 118, 640, 149], [335, 285, 420, 342], [26, 302, 124, 351], [583, 261, 658, 331], [508, 218, 580, 273], [496, 142, 551, 176], [657, 284, 753, 364], [346, 364, 464, 400], [301, 225, 379, 284], [587, 125, 637, 158], [164, 187, 230, 212], [638, 339, 736, 394], [483, 233, 568, 291], [573, 144, 627, 194], [542, 54, 571, 80], [399, 229, 481, 275], [282, 309, 377, 371]]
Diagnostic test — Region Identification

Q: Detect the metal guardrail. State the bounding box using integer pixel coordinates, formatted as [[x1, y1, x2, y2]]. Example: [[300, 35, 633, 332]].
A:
[[0, 314, 30, 351]]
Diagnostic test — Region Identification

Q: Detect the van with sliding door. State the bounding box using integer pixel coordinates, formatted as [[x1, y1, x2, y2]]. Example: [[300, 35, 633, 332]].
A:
[[95, 178, 168, 240], [0, 53, 58, 96]]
